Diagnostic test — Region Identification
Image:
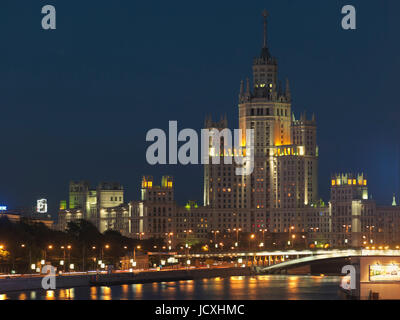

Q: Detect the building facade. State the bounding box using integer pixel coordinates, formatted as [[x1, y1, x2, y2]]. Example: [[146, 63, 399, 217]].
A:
[[203, 11, 319, 235], [58, 181, 126, 234], [57, 12, 400, 249]]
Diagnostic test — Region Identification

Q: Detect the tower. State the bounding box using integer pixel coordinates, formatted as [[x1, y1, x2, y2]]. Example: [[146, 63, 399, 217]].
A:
[[238, 11, 319, 232], [330, 173, 372, 247], [204, 11, 320, 233]]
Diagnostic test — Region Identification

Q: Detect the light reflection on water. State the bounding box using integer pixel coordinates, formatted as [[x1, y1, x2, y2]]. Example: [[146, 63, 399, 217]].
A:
[[2, 275, 343, 300]]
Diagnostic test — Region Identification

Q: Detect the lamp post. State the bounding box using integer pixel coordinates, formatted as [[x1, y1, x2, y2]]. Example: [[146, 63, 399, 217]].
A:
[[21, 244, 32, 273], [309, 227, 319, 247], [288, 226, 294, 247], [184, 230, 192, 262], [211, 230, 220, 251], [233, 228, 241, 248], [61, 246, 66, 272], [44, 245, 53, 263], [366, 225, 375, 245], [165, 232, 174, 250], [249, 234, 255, 251], [259, 228, 267, 249], [342, 224, 351, 247], [67, 245, 72, 269], [101, 244, 110, 262], [133, 245, 141, 260], [91, 246, 96, 270], [291, 234, 296, 248]]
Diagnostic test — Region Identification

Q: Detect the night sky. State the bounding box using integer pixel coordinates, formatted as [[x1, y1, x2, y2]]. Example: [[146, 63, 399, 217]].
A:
[[0, 0, 399, 216]]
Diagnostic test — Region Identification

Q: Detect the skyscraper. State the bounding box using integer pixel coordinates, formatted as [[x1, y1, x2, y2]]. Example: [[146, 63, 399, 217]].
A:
[[204, 11, 319, 233]]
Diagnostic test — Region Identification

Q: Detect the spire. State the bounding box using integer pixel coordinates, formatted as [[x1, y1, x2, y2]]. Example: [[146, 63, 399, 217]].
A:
[[245, 78, 251, 97], [285, 78, 291, 101], [262, 9, 268, 49], [239, 80, 244, 97], [278, 80, 282, 96], [259, 10, 271, 59], [393, 194, 397, 206]]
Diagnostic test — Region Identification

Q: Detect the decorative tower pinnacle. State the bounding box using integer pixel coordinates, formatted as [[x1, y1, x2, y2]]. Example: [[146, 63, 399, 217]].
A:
[[262, 9, 268, 49], [245, 78, 251, 98], [239, 79, 244, 100], [393, 193, 397, 206], [285, 78, 291, 101]]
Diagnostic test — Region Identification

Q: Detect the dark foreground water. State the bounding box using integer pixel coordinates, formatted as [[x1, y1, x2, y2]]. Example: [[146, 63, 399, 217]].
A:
[[2, 275, 343, 300]]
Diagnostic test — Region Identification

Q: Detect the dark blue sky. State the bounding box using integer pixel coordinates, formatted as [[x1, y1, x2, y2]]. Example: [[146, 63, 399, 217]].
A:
[[0, 0, 399, 215]]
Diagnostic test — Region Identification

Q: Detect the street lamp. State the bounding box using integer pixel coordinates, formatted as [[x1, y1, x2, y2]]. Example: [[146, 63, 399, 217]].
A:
[[166, 232, 174, 250], [184, 229, 192, 256], [44, 244, 53, 262], [342, 225, 351, 247], [20, 244, 32, 272], [259, 229, 267, 248], [133, 245, 141, 261], [249, 234, 255, 251], [101, 244, 110, 261], [233, 228, 241, 248], [211, 230, 220, 248], [66, 245, 72, 269]]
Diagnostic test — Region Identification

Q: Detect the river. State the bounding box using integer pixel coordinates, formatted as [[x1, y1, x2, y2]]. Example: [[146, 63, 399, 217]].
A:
[[1, 275, 343, 300]]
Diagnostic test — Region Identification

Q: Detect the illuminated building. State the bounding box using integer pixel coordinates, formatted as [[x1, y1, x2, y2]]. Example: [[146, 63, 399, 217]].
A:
[[131, 176, 177, 241], [58, 181, 125, 233], [377, 204, 400, 245], [0, 209, 54, 228], [329, 173, 379, 247], [131, 177, 212, 245], [56, 12, 400, 249], [203, 11, 318, 233]]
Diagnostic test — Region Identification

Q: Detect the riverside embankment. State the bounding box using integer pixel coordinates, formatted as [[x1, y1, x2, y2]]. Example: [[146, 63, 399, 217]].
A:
[[0, 267, 255, 293]]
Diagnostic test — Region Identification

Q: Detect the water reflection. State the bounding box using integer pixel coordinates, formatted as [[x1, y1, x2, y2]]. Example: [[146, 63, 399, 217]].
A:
[[90, 287, 97, 300], [18, 293, 27, 300], [101, 287, 111, 300], [59, 288, 75, 300], [2, 275, 343, 300], [45, 290, 55, 300]]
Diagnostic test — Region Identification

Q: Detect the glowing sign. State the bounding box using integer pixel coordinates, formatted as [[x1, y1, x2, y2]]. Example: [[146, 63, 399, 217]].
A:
[[37, 199, 48, 214], [0, 206, 7, 211], [370, 264, 400, 282]]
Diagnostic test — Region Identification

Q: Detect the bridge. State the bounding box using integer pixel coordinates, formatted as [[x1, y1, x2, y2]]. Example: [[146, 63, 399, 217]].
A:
[[261, 249, 400, 274], [172, 249, 400, 274]]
